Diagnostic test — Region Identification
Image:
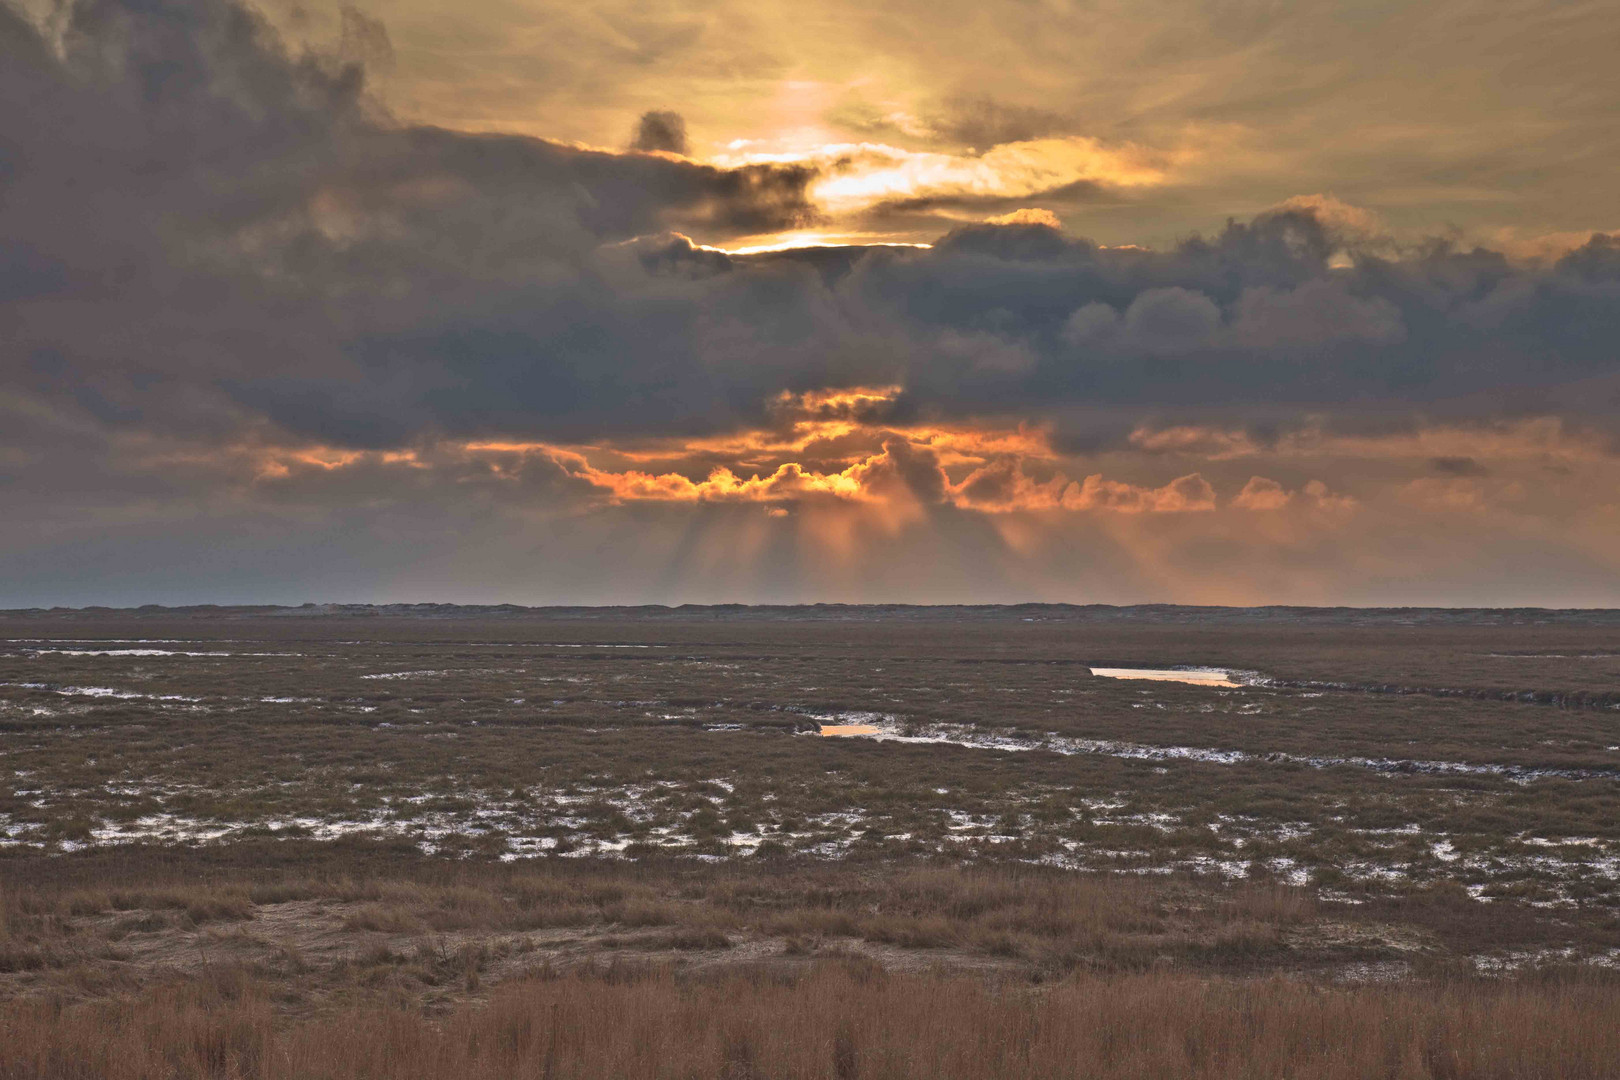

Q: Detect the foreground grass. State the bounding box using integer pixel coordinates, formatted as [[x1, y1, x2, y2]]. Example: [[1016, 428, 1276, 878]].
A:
[[8, 843, 1612, 985], [0, 848, 1345, 1000], [5, 962, 1620, 1079]]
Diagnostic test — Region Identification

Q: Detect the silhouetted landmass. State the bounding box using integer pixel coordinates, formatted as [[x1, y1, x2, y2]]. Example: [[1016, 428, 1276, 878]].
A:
[[8, 602, 1620, 625]]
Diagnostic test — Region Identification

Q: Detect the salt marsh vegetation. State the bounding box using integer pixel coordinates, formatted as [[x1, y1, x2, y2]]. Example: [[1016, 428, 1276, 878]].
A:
[[3, 605, 1620, 1075]]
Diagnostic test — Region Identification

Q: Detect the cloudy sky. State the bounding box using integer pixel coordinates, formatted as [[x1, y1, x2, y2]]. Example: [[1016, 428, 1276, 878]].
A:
[[4, 0, 1620, 606]]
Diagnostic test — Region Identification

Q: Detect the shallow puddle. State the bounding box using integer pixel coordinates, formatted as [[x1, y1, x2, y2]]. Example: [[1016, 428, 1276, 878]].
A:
[[821, 724, 883, 736], [1089, 667, 1241, 687]]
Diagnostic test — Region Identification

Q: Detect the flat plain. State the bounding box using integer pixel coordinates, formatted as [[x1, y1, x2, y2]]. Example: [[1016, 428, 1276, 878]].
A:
[[3, 605, 1620, 1077]]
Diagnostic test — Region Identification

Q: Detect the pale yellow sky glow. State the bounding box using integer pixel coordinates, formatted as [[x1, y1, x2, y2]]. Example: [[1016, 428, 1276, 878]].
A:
[[255, 0, 1620, 249]]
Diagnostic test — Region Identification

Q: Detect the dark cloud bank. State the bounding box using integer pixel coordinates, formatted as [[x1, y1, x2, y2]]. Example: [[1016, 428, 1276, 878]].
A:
[[631, 110, 690, 155], [3, 0, 1620, 603]]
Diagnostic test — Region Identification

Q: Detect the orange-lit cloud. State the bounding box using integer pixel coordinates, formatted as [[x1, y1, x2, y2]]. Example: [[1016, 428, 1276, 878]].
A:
[[1128, 417, 1612, 465], [484, 386, 1205, 514], [236, 389, 1250, 518], [986, 208, 1063, 228], [1232, 476, 1293, 510], [1231, 476, 1357, 513], [1063, 473, 1216, 513], [150, 392, 1606, 560]]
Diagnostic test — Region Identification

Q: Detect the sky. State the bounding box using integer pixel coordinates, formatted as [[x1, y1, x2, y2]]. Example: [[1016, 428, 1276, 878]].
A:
[[3, 0, 1620, 607]]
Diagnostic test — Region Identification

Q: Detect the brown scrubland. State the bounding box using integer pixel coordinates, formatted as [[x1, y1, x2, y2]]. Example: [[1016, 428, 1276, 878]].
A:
[[2, 607, 1620, 1076], [8, 962, 1620, 1080]]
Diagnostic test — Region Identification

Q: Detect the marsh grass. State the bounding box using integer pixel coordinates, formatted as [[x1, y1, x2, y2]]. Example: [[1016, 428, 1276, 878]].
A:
[[5, 962, 1620, 1079], [3, 845, 1615, 1003], [4, 612, 1620, 1073]]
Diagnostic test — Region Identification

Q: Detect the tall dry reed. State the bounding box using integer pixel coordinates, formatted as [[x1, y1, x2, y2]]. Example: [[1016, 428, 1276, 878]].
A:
[[4, 963, 1618, 1079]]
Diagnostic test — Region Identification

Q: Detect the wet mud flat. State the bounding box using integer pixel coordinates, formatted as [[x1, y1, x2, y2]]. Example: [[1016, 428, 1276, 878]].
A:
[[2, 606, 1620, 1060], [4, 610, 1619, 906]]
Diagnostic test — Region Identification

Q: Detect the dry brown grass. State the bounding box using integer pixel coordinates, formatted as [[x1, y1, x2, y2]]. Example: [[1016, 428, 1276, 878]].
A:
[[4, 962, 1620, 1079], [3, 613, 1620, 1073], [6, 844, 1615, 1003], [0, 853, 1345, 994]]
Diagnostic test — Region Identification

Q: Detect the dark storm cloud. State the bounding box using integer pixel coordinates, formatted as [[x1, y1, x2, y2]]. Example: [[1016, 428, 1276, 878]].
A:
[[0, 0, 811, 272], [868, 179, 1110, 215], [0, 0, 819, 452], [1430, 457, 1487, 477], [827, 216, 1620, 443], [6, 0, 1620, 481], [853, 179, 1114, 238], [630, 109, 689, 155]]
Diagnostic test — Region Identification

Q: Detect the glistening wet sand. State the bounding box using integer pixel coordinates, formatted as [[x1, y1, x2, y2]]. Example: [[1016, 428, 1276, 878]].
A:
[[820, 723, 882, 736], [1089, 666, 1241, 687]]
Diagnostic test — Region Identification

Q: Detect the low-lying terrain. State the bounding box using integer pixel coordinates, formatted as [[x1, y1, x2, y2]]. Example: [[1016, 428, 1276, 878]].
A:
[[2, 605, 1619, 1076]]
